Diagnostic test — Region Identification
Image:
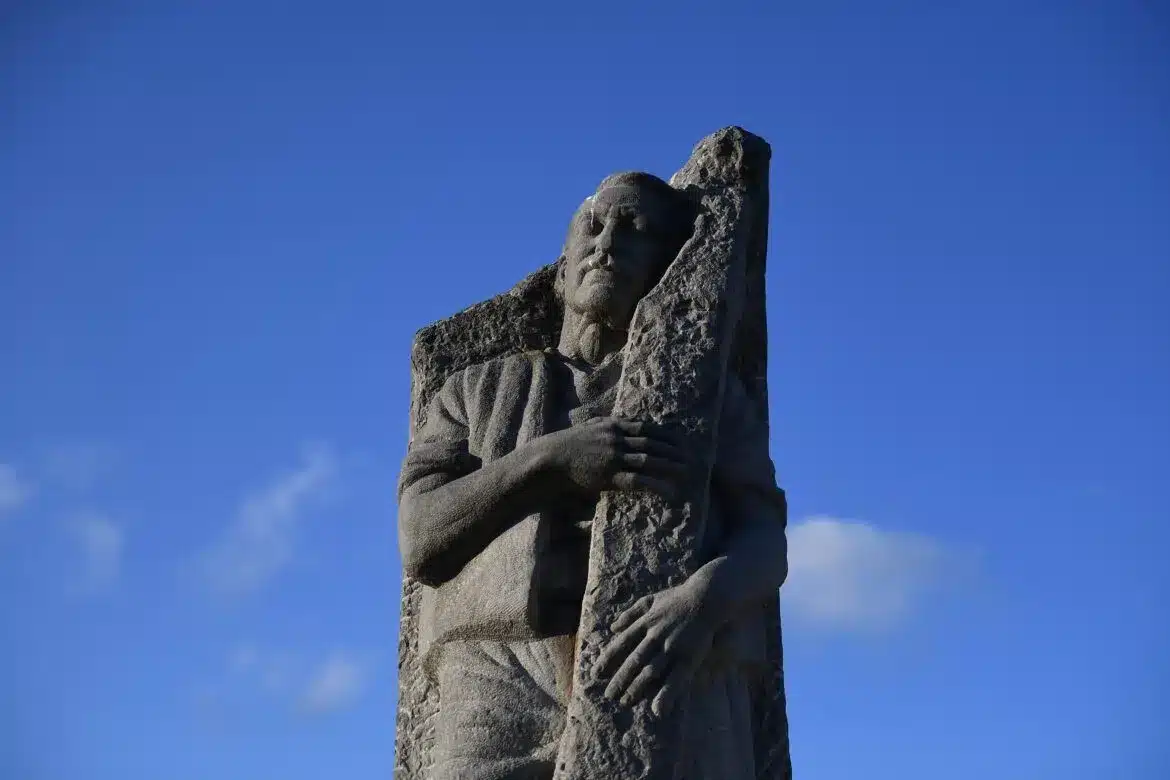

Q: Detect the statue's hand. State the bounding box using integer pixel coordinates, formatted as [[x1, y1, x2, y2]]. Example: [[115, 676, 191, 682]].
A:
[[595, 576, 719, 717], [532, 417, 689, 501]]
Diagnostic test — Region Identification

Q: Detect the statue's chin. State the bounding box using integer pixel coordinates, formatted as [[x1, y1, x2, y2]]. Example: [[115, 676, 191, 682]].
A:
[[568, 288, 630, 332]]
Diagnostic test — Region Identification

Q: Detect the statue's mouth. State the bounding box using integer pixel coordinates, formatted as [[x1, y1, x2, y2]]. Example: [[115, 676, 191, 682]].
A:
[[582, 258, 623, 284]]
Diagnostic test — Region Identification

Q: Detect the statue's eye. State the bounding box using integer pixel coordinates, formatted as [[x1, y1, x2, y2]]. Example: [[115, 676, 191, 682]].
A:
[[584, 213, 602, 234], [633, 216, 650, 233]]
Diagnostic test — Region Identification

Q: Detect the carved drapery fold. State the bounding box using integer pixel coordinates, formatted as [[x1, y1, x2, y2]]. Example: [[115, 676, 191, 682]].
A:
[[393, 128, 789, 780]]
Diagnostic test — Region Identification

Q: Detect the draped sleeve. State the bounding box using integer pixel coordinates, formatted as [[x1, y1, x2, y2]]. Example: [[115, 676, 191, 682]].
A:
[[397, 372, 482, 501], [713, 374, 787, 531]]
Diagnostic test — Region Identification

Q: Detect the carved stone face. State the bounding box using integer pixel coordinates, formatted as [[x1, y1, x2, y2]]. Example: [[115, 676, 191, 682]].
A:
[[559, 179, 689, 330]]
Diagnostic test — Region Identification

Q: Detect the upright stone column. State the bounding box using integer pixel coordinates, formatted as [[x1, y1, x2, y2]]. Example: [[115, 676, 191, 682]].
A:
[[392, 127, 788, 780], [553, 127, 774, 780]]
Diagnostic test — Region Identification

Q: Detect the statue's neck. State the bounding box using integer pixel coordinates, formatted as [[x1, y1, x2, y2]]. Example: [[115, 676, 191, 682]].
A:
[[557, 310, 627, 367]]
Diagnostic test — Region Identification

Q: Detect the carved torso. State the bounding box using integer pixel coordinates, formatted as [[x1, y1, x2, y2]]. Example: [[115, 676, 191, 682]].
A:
[[535, 350, 623, 635], [394, 128, 791, 780]]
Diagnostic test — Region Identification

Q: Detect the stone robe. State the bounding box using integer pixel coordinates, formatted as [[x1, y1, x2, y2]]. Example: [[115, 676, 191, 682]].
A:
[[397, 348, 786, 779]]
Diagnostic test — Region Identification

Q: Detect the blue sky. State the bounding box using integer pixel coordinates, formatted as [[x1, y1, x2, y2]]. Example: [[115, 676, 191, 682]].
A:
[[1, 2, 1167, 778]]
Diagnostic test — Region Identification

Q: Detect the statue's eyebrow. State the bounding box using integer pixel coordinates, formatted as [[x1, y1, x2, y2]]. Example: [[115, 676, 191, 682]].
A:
[[575, 196, 602, 225]]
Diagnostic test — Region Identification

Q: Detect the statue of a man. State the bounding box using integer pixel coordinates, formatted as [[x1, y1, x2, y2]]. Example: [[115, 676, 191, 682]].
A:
[[398, 171, 788, 779]]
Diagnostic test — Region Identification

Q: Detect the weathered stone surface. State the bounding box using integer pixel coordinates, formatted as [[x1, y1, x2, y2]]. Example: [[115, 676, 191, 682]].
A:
[[394, 265, 561, 780], [552, 127, 776, 780], [393, 127, 789, 780]]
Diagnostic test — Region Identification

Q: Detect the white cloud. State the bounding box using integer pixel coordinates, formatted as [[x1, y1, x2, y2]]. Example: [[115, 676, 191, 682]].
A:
[[783, 516, 953, 631], [39, 442, 118, 491], [0, 463, 33, 518], [216, 643, 371, 716], [69, 512, 124, 593], [199, 445, 337, 595], [229, 643, 259, 673], [298, 652, 368, 715], [226, 642, 297, 695], [260, 656, 298, 695]]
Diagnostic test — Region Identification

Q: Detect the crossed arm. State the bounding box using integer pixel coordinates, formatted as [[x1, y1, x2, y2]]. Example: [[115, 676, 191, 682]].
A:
[[398, 442, 548, 587], [398, 414, 692, 588], [398, 371, 788, 713]]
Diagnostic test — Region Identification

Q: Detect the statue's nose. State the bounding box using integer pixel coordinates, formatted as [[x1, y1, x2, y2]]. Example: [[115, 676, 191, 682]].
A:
[[595, 221, 616, 253]]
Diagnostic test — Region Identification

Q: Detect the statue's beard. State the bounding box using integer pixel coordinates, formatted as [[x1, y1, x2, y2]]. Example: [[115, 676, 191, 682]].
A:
[[565, 297, 631, 366], [579, 320, 626, 365], [567, 297, 628, 332]]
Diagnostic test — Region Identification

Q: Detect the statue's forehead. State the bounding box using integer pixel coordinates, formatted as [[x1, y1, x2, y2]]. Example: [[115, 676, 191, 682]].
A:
[[592, 185, 642, 206], [585, 184, 670, 216]]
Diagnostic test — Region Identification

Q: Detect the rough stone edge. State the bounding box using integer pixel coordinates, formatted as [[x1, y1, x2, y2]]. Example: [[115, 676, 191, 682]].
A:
[[392, 128, 789, 780], [673, 129, 789, 780], [393, 265, 561, 780], [552, 127, 775, 779]]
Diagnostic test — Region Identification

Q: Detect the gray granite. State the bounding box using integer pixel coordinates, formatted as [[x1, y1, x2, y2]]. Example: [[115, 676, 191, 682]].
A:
[[394, 127, 790, 780]]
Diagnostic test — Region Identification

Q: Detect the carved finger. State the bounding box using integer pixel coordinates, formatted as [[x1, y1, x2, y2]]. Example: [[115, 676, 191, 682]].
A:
[[610, 471, 636, 491], [620, 453, 687, 479], [650, 662, 696, 718], [604, 633, 661, 702], [620, 653, 672, 706], [595, 619, 648, 680], [611, 472, 678, 502], [613, 419, 648, 437], [621, 436, 688, 464], [639, 420, 687, 448], [611, 596, 653, 633]]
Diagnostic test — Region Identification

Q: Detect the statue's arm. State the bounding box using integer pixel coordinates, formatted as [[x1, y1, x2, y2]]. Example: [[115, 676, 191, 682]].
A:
[[397, 373, 552, 587], [693, 488, 788, 625], [594, 379, 787, 713], [694, 375, 789, 625]]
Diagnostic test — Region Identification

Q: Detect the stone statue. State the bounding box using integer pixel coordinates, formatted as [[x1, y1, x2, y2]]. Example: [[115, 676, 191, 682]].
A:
[[395, 128, 791, 780]]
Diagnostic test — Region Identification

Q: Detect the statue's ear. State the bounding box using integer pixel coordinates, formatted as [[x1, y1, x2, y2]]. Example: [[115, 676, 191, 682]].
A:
[[554, 255, 566, 300]]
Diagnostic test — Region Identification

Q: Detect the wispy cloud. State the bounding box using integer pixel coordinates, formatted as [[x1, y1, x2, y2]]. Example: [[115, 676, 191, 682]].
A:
[[216, 643, 371, 716], [199, 445, 338, 596], [38, 442, 119, 492], [227, 642, 298, 695], [0, 463, 33, 519], [69, 512, 124, 593], [297, 652, 369, 715], [784, 516, 958, 631], [229, 642, 260, 673]]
